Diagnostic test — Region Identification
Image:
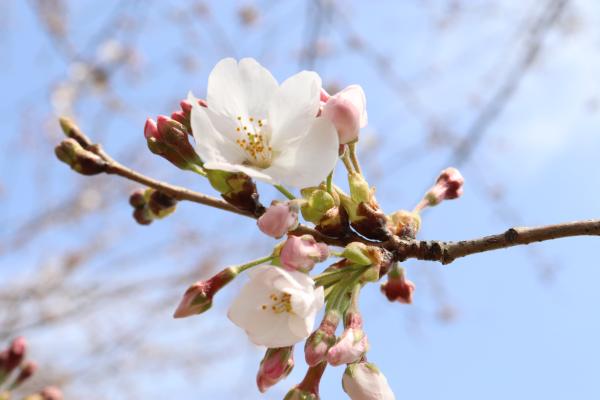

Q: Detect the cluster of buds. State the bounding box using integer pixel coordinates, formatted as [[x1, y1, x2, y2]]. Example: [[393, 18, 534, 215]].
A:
[[144, 115, 203, 173], [129, 188, 177, 225], [206, 169, 265, 216], [338, 172, 391, 241], [300, 186, 349, 238], [415, 167, 465, 212], [55, 138, 107, 176], [0, 338, 62, 400]]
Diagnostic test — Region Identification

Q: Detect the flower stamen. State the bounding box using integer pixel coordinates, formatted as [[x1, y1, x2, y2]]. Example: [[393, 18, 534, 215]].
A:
[[234, 116, 272, 168], [261, 292, 293, 314]]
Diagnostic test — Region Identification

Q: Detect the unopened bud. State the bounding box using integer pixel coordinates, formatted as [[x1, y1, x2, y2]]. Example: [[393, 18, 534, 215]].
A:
[[156, 116, 203, 165], [256, 346, 294, 393], [10, 361, 37, 389], [148, 190, 177, 219], [321, 85, 367, 144], [173, 267, 238, 318], [55, 138, 107, 175], [381, 264, 415, 304], [206, 170, 264, 216], [132, 207, 153, 225], [327, 313, 368, 366], [257, 201, 300, 239], [416, 167, 465, 211], [343, 362, 395, 400], [145, 117, 201, 171], [348, 172, 371, 204], [387, 210, 421, 238], [280, 235, 329, 272], [305, 310, 340, 366], [341, 243, 372, 266], [40, 386, 63, 400], [128, 189, 147, 208], [5, 337, 26, 373], [300, 188, 336, 224]]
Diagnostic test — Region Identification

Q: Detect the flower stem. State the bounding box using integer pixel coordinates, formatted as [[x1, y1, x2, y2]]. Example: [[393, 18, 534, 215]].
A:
[[341, 151, 355, 173], [190, 165, 207, 177], [326, 170, 334, 195], [274, 184, 296, 200], [234, 255, 275, 274], [348, 142, 363, 175]]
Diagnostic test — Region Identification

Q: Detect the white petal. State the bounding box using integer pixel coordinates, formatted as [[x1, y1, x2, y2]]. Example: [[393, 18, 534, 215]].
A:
[[189, 94, 245, 165], [287, 314, 312, 339], [203, 161, 275, 184], [238, 58, 278, 118], [206, 58, 246, 119], [207, 58, 277, 121], [340, 85, 368, 128], [268, 71, 322, 148], [266, 117, 339, 187]]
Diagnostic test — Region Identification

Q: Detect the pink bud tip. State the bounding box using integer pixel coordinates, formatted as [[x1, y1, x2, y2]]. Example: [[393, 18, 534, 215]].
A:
[[256, 347, 294, 393], [41, 386, 64, 400], [179, 100, 192, 114], [280, 235, 329, 272], [381, 268, 415, 304], [436, 167, 464, 200], [327, 327, 369, 366], [144, 118, 159, 140], [321, 85, 367, 144], [173, 281, 212, 318], [171, 111, 186, 125], [156, 115, 172, 137], [5, 337, 27, 372], [257, 201, 299, 239]]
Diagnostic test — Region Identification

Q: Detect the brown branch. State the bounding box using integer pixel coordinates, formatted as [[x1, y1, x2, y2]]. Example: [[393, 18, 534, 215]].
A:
[[57, 119, 600, 259], [393, 219, 600, 265]]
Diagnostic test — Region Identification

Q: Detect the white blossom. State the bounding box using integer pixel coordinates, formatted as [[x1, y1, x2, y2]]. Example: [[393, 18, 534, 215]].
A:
[[228, 265, 324, 347], [190, 58, 339, 188]]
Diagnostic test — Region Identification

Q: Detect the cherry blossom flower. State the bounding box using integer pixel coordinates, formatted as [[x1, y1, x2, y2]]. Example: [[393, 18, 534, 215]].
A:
[[228, 265, 325, 347], [342, 362, 395, 400], [189, 58, 339, 188], [321, 85, 367, 144]]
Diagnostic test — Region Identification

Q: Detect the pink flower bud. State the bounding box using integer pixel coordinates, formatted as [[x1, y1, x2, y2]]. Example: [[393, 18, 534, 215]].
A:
[[305, 311, 340, 366], [280, 235, 329, 272], [380, 265, 415, 304], [5, 337, 26, 373], [170, 111, 187, 126], [416, 167, 465, 211], [435, 167, 464, 200], [173, 267, 238, 318], [143, 118, 159, 140], [257, 201, 299, 239], [321, 85, 367, 144], [40, 386, 64, 400], [256, 346, 294, 393], [327, 327, 369, 366], [342, 362, 395, 400]]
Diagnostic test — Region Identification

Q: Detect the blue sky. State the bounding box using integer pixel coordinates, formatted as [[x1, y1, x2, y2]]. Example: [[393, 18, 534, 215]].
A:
[[2, 0, 600, 399]]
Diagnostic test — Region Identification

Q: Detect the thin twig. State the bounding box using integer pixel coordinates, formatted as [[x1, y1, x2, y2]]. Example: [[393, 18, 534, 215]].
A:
[[393, 219, 600, 265]]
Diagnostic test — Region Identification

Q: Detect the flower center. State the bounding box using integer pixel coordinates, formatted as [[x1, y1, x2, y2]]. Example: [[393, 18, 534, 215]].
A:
[[261, 292, 293, 314], [234, 116, 273, 169]]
